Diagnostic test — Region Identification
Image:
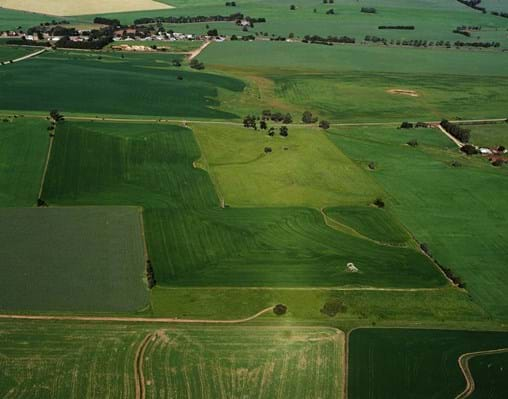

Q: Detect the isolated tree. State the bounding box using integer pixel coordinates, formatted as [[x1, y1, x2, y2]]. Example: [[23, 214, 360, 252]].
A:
[[407, 139, 418, 147], [400, 121, 413, 129], [260, 120, 267, 130], [290, 4, 296, 10], [273, 304, 287, 315], [283, 113, 293, 124], [319, 120, 330, 129], [264, 146, 272, 153], [373, 198, 385, 208], [268, 127, 275, 136], [302, 111, 317, 124], [279, 126, 289, 137]]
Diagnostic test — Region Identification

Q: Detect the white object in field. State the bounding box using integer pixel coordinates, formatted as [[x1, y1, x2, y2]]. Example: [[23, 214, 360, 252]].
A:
[[346, 262, 359, 272]]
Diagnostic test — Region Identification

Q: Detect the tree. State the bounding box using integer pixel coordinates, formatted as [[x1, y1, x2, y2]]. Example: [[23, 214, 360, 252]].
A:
[[207, 28, 218, 36], [172, 59, 181, 67], [268, 127, 275, 136], [400, 121, 413, 129], [460, 144, 478, 155], [319, 120, 330, 129], [273, 304, 287, 315], [373, 198, 385, 208], [190, 58, 205, 70], [283, 113, 293, 124], [407, 139, 418, 147], [264, 146, 272, 153], [290, 4, 296, 10], [49, 110, 64, 122], [260, 120, 267, 130], [302, 111, 317, 124], [279, 126, 289, 137], [368, 161, 376, 170]]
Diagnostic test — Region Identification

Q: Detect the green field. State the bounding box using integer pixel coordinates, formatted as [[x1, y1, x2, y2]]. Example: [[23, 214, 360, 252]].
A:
[[0, 321, 343, 399], [0, 118, 49, 207], [468, 351, 508, 398], [0, 206, 148, 312], [193, 123, 381, 207], [0, 45, 35, 62], [41, 120, 445, 288], [469, 122, 508, 148], [327, 125, 508, 319], [0, 50, 243, 118], [324, 206, 411, 245], [348, 328, 508, 399]]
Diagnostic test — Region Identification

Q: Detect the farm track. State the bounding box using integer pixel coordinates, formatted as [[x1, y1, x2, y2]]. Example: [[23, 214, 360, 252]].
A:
[[0, 306, 275, 324], [455, 348, 508, 399], [1, 112, 504, 128]]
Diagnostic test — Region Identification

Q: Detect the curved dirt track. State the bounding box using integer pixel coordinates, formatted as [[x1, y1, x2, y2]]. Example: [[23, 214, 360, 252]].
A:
[[0, 306, 274, 324], [134, 333, 154, 399], [455, 348, 508, 399]]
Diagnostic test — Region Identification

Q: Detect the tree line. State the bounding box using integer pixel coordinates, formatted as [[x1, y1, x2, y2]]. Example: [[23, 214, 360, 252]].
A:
[[302, 34, 355, 44], [441, 119, 471, 143], [456, 0, 486, 13], [378, 25, 415, 30], [133, 13, 266, 25]]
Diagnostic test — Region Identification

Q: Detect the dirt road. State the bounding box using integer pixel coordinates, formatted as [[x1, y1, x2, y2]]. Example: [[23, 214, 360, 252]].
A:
[[0, 48, 47, 65], [0, 306, 274, 324], [455, 348, 508, 399], [188, 40, 212, 61]]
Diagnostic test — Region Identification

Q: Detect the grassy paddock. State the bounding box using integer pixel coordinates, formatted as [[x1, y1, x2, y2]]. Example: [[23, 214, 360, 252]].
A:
[[348, 328, 508, 399], [0, 206, 148, 312], [469, 122, 508, 148]]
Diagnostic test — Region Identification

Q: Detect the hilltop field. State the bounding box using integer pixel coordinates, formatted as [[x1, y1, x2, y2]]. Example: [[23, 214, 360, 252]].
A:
[[0, 0, 508, 397]]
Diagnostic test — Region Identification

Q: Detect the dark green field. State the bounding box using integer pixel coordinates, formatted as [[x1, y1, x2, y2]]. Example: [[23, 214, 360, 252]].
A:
[[0, 118, 49, 207], [0, 50, 243, 118], [469, 351, 508, 398], [0, 206, 148, 312], [348, 328, 508, 399]]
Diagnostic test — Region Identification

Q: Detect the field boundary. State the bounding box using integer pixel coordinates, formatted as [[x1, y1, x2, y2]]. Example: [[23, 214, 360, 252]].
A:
[[37, 121, 54, 201], [455, 347, 508, 399]]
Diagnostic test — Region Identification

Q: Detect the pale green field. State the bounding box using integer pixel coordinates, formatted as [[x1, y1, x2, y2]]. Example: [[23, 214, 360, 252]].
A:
[[469, 122, 508, 148], [193, 123, 382, 207]]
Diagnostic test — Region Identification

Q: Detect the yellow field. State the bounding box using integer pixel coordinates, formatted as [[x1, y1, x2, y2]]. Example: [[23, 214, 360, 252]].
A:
[[0, 0, 172, 16]]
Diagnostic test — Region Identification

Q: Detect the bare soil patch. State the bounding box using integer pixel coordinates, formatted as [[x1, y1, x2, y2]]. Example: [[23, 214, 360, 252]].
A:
[[386, 89, 419, 97]]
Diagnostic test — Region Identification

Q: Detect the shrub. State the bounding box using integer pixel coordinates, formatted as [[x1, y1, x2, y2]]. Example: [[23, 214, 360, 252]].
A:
[[492, 159, 504, 167], [273, 304, 287, 315], [407, 139, 418, 147], [368, 161, 376, 170], [400, 121, 413, 129], [460, 144, 478, 155], [264, 146, 272, 153], [373, 198, 385, 208], [302, 111, 317, 124], [320, 299, 347, 317]]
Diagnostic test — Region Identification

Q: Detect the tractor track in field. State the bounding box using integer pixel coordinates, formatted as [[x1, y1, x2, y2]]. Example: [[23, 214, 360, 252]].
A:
[[0, 306, 274, 324], [134, 333, 154, 399], [455, 348, 508, 399], [0, 48, 47, 66], [188, 40, 212, 61]]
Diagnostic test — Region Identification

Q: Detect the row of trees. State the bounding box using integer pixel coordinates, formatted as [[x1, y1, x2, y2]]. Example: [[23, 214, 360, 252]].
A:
[[93, 17, 121, 26], [441, 119, 471, 143], [420, 243, 466, 288], [190, 59, 205, 70], [364, 36, 498, 49], [378, 25, 415, 30], [361, 7, 376, 13], [457, 0, 486, 13], [400, 121, 428, 129], [133, 13, 266, 25], [302, 34, 355, 44]]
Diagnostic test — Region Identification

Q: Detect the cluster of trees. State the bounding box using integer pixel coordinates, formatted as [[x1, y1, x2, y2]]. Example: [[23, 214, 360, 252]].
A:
[[56, 34, 113, 50], [93, 17, 120, 26], [243, 115, 290, 136], [133, 14, 266, 25], [6, 38, 49, 47], [302, 111, 318, 124], [270, 36, 288, 41], [225, 1, 237, 6], [453, 28, 471, 37], [378, 25, 415, 30], [27, 25, 78, 37], [325, 9, 335, 15], [207, 28, 219, 36], [261, 110, 293, 123], [400, 121, 428, 129], [302, 34, 355, 44], [146, 260, 156, 289], [460, 144, 478, 155], [361, 7, 376, 13], [363, 36, 495, 49], [457, 0, 486, 13], [50, 110, 64, 122], [190, 59, 205, 70], [441, 119, 471, 143], [323, 0, 335, 3]]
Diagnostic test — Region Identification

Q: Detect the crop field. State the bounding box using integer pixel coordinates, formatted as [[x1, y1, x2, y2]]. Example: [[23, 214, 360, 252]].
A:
[[0, 118, 49, 207], [327, 125, 508, 319], [193, 124, 381, 207], [0, 0, 172, 16], [0, 50, 243, 119], [0, 320, 146, 398], [0, 321, 343, 399], [0, 206, 148, 312], [469, 122, 508, 148], [468, 351, 508, 398], [348, 328, 508, 399], [143, 326, 343, 398]]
